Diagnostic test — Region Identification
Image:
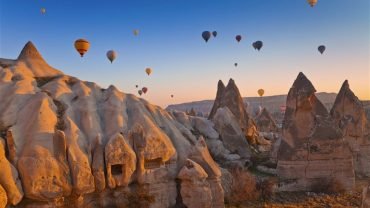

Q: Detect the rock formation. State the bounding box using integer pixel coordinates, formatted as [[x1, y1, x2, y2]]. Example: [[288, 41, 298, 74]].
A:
[[330, 80, 370, 177], [208, 79, 258, 143], [0, 41, 224, 207], [277, 72, 355, 191], [178, 159, 212, 208], [363, 185, 370, 208], [255, 107, 278, 132]]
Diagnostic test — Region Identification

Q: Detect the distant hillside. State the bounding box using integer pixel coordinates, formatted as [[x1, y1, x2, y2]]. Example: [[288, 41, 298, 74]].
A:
[[166, 92, 338, 117]]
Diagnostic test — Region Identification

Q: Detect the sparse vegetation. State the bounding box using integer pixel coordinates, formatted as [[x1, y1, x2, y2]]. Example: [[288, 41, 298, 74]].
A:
[[228, 167, 259, 204], [311, 178, 346, 194]]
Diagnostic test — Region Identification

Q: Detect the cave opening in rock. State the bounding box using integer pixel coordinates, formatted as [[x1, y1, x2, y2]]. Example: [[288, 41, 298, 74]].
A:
[[111, 164, 123, 175]]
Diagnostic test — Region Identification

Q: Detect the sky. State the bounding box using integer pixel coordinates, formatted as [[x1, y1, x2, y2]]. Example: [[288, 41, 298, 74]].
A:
[[0, 0, 369, 108]]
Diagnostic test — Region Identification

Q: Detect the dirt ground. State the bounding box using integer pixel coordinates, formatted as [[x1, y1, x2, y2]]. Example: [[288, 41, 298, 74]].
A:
[[226, 179, 368, 208]]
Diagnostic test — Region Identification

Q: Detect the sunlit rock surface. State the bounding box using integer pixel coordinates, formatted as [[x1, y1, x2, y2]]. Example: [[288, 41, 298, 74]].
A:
[[0, 42, 224, 207], [277, 72, 355, 191]]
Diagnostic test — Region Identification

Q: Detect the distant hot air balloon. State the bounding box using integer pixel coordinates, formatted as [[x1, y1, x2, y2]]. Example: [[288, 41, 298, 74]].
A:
[[258, 89, 265, 97], [135, 85, 138, 88], [235, 35, 242, 43], [307, 0, 318, 7], [212, 31, 217, 37], [234, 63, 238, 67], [133, 29, 139, 36], [145, 68, 152, 76], [138, 90, 143, 96], [258, 89, 265, 106], [142, 87, 148, 94], [106, 50, 117, 63], [318, 45, 326, 54], [74, 39, 90, 57], [202, 31, 211, 42], [252, 41, 263, 51], [171, 94, 174, 98], [40, 8, 46, 14]]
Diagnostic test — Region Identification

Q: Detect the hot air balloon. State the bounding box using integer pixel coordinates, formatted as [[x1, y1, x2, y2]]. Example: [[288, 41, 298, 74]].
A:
[[74, 39, 90, 57], [145, 68, 152, 76], [234, 63, 238, 67], [40, 8, 46, 14], [212, 31, 217, 37], [253, 41, 263, 51], [135, 85, 138, 88], [307, 0, 318, 7], [142, 87, 148, 94], [235, 35, 242, 43], [318, 45, 326, 54], [133, 29, 139, 36], [138, 90, 143, 96], [106, 50, 117, 63], [202, 31, 211, 42], [171, 94, 174, 98], [258, 89, 265, 106], [258, 89, 264, 97]]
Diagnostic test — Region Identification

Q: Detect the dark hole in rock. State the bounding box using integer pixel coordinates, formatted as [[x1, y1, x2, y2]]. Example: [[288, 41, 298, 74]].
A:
[[111, 164, 123, 175]]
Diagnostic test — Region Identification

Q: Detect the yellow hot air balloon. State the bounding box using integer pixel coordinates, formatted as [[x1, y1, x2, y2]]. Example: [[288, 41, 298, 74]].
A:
[[133, 29, 139, 36], [145, 68, 152, 76], [40, 8, 46, 14], [74, 39, 90, 57], [307, 0, 318, 7], [258, 89, 264, 97]]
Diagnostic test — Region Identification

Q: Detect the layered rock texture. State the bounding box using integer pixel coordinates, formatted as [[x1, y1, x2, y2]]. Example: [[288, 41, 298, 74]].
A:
[[330, 80, 370, 177], [0, 42, 224, 207], [208, 79, 258, 144], [363, 185, 370, 208], [255, 108, 278, 132], [277, 73, 355, 191]]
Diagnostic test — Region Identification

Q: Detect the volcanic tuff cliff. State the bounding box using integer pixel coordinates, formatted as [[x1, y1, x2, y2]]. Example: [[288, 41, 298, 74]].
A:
[[277, 72, 355, 191], [208, 79, 258, 144], [0, 42, 224, 208]]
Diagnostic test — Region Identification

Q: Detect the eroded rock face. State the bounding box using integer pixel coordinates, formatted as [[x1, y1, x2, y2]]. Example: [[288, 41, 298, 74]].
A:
[[277, 72, 355, 191], [208, 79, 258, 143], [212, 107, 251, 159], [0, 42, 224, 207], [178, 159, 212, 208], [255, 108, 278, 132], [362, 185, 370, 208], [0, 185, 7, 208], [0, 139, 23, 205], [105, 133, 136, 189], [330, 80, 370, 177]]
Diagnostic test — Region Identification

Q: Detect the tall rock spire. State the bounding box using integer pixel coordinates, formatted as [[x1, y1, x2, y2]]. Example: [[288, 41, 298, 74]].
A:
[[17, 41, 44, 61]]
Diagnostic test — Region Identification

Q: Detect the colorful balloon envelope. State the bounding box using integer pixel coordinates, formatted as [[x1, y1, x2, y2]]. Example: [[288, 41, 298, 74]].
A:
[[307, 0, 318, 7], [258, 89, 264, 97], [142, 87, 148, 94], [74, 39, 90, 57], [236, 35, 242, 42], [145, 68, 152, 75]]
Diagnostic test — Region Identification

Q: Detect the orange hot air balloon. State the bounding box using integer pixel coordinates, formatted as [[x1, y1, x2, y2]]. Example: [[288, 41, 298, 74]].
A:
[[145, 68, 152, 76], [307, 0, 318, 7], [74, 39, 90, 57], [142, 87, 148, 94]]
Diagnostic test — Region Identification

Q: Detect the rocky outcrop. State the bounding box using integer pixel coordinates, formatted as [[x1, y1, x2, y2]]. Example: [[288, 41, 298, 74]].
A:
[[178, 159, 212, 208], [212, 107, 251, 159], [362, 185, 370, 208], [208, 79, 258, 143], [330, 80, 370, 177], [255, 108, 278, 132], [0, 42, 224, 207], [0, 185, 7, 208], [0, 139, 23, 205], [277, 72, 355, 191]]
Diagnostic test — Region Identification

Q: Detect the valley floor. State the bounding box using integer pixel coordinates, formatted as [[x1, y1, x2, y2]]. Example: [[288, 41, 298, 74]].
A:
[[226, 179, 367, 208]]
